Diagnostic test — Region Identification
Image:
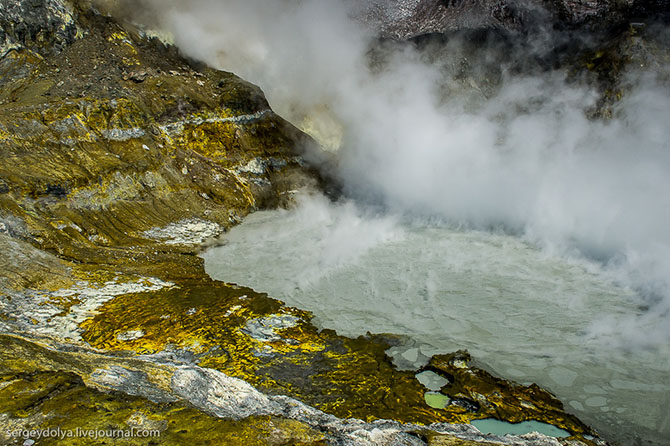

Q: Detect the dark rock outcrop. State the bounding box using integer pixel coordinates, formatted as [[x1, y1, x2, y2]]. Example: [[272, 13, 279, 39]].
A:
[[358, 0, 669, 39], [0, 0, 83, 57]]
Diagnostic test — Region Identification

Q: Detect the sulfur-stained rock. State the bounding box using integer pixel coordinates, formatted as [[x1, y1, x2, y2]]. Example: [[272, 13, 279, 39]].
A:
[[423, 351, 592, 436], [0, 369, 327, 446], [0, 334, 605, 446]]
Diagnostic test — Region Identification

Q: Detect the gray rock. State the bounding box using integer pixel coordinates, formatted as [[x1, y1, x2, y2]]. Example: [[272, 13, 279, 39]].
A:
[[241, 314, 301, 342], [90, 365, 176, 403], [171, 366, 281, 419]]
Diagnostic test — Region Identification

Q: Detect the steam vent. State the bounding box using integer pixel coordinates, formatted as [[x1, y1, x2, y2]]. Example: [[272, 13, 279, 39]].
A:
[[1, 1, 669, 445]]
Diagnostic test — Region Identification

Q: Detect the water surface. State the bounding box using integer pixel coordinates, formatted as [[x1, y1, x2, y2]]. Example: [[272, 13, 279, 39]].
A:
[[203, 195, 670, 445]]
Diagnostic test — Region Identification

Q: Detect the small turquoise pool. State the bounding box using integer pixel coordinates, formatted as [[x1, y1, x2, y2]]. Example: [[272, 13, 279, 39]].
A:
[[471, 419, 571, 437]]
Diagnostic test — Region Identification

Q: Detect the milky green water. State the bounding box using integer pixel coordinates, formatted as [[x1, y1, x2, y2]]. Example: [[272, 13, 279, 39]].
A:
[[202, 198, 670, 445]]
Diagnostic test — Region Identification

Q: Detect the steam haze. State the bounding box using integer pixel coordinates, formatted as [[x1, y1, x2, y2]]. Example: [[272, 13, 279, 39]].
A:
[[137, 0, 670, 349]]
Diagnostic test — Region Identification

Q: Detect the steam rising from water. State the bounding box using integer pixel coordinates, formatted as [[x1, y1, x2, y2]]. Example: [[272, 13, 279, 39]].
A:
[[202, 192, 670, 444], [140, 0, 670, 348]]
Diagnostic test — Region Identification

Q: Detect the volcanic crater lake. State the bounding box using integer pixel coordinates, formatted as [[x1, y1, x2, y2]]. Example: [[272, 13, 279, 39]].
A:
[[202, 194, 670, 446]]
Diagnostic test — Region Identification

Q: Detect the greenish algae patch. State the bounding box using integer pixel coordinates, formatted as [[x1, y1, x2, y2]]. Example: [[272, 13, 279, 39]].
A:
[[425, 392, 450, 409]]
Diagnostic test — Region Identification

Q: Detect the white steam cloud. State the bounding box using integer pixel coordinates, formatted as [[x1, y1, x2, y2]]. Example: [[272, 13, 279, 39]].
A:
[[140, 0, 670, 349]]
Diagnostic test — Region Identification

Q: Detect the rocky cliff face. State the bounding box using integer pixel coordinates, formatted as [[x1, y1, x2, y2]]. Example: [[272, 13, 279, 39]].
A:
[[0, 1, 611, 445], [359, 0, 669, 38], [0, 0, 81, 57]]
